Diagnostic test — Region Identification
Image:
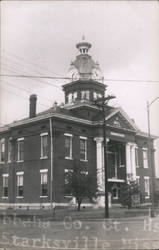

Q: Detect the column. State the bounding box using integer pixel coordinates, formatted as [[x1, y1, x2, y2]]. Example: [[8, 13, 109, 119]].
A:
[[131, 143, 137, 181], [126, 143, 132, 181], [94, 137, 104, 193], [126, 142, 137, 181]]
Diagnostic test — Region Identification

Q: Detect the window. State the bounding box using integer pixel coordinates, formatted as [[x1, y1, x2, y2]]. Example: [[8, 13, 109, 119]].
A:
[[68, 93, 73, 103], [0, 138, 5, 162], [64, 134, 72, 159], [144, 177, 150, 198], [16, 172, 24, 198], [40, 169, 48, 197], [73, 92, 77, 101], [136, 176, 140, 186], [40, 133, 48, 158], [143, 148, 148, 168], [93, 92, 98, 100], [8, 139, 12, 162], [80, 137, 87, 161], [2, 174, 9, 198], [113, 117, 121, 127], [17, 138, 24, 162], [81, 91, 90, 100], [135, 148, 139, 167], [64, 169, 73, 185]]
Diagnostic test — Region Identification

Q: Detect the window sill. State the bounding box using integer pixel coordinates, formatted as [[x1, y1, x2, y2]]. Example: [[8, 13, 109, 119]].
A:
[[16, 196, 24, 199], [8, 161, 11, 163], [17, 160, 24, 163], [40, 196, 48, 198], [136, 165, 140, 168], [65, 157, 73, 160], [40, 156, 48, 160], [145, 196, 150, 199], [2, 197, 8, 199], [0, 162, 5, 164], [80, 159, 88, 162]]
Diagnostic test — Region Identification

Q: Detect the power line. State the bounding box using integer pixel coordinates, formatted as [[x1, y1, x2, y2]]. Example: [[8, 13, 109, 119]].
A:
[[2, 49, 64, 78], [1, 66, 62, 90], [1, 87, 50, 108], [1, 73, 159, 83], [3, 79, 53, 104]]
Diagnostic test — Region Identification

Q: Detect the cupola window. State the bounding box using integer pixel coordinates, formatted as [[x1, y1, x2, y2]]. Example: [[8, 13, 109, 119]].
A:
[[81, 90, 90, 100]]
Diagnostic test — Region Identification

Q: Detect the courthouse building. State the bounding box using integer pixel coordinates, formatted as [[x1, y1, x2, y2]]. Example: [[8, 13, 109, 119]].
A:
[[0, 39, 156, 209]]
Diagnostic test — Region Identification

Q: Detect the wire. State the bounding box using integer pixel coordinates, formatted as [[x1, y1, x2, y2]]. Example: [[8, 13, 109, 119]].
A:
[[1, 87, 50, 108], [1, 73, 159, 83], [1, 65, 62, 90], [2, 49, 64, 78], [2, 79, 54, 103]]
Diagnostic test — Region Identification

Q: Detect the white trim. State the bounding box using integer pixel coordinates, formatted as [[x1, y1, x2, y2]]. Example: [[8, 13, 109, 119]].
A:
[[106, 107, 139, 131], [40, 132, 48, 136], [40, 156, 48, 160], [110, 132, 125, 138], [108, 178, 125, 183], [2, 173, 9, 177], [0, 162, 5, 164], [80, 159, 88, 162], [2, 197, 8, 199], [65, 156, 73, 160], [144, 176, 150, 179], [16, 196, 24, 199], [64, 133, 73, 137], [80, 136, 87, 140], [17, 137, 24, 141], [65, 169, 73, 173], [40, 133, 48, 159], [40, 169, 48, 173], [142, 147, 148, 151], [17, 160, 24, 163], [40, 196, 48, 198], [16, 171, 24, 175]]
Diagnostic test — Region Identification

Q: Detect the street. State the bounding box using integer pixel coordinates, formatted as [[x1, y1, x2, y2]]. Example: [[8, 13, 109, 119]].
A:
[[0, 215, 159, 250]]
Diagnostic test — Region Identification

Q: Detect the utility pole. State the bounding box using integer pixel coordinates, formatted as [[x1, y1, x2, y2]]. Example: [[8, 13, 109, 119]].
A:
[[94, 94, 116, 218], [147, 97, 159, 218]]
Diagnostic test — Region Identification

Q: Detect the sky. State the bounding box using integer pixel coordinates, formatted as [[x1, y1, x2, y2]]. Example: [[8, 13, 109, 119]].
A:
[[0, 1, 159, 175]]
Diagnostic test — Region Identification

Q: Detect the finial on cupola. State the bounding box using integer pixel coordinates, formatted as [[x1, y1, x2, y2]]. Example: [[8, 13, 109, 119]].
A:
[[76, 36, 92, 55]]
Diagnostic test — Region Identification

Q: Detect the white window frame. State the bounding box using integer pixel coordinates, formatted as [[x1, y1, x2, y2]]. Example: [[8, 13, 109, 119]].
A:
[[81, 90, 90, 100], [40, 169, 48, 198], [135, 147, 139, 168], [80, 136, 88, 162], [68, 93, 73, 103], [142, 148, 148, 169], [40, 133, 48, 159], [144, 176, 150, 198], [0, 138, 5, 163], [16, 171, 24, 198], [73, 92, 77, 101], [17, 138, 24, 162], [2, 174, 9, 199], [8, 138, 12, 163], [93, 92, 98, 100], [64, 133, 73, 160]]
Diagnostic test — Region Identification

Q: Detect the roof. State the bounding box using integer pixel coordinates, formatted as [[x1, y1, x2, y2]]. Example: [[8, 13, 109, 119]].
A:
[[0, 102, 157, 140]]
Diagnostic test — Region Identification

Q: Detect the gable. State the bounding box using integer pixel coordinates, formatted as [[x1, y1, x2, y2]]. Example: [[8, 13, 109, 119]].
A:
[[106, 108, 139, 131]]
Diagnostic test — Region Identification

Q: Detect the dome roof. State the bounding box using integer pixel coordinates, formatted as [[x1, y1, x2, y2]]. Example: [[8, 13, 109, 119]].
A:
[[67, 39, 103, 82]]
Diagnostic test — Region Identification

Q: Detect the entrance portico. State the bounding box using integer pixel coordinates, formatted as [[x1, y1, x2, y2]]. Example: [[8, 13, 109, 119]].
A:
[[94, 137, 138, 206]]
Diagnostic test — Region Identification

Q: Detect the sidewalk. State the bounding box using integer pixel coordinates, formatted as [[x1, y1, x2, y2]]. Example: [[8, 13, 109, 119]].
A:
[[0, 206, 158, 221]]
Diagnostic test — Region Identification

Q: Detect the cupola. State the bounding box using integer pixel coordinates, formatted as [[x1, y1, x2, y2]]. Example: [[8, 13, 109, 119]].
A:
[[63, 38, 107, 106]]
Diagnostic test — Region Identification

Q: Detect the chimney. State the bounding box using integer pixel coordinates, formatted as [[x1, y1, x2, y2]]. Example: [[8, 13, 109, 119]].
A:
[[29, 94, 37, 118]]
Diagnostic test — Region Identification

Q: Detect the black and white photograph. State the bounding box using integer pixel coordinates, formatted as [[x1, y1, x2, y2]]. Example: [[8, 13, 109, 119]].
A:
[[0, 1, 159, 249]]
